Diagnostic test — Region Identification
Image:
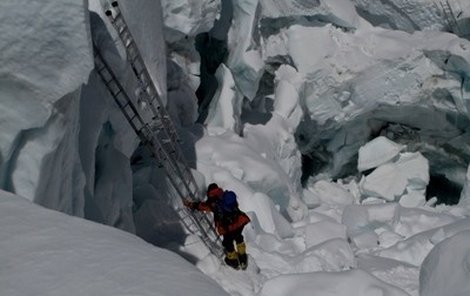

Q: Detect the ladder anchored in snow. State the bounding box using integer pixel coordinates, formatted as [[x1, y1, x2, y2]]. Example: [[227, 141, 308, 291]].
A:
[[438, 0, 461, 35], [93, 2, 223, 258]]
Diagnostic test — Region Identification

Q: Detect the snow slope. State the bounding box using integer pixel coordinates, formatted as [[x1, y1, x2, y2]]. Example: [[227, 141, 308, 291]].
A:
[[420, 230, 470, 296], [0, 189, 229, 296]]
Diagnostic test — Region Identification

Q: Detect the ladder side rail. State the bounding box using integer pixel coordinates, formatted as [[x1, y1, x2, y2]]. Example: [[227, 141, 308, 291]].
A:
[[145, 130, 203, 208], [104, 7, 162, 119], [151, 145, 222, 248], [155, 156, 223, 255], [108, 6, 169, 117], [439, 0, 460, 34], [107, 16, 182, 163], [143, 127, 201, 204], [99, 3, 224, 256], [143, 139, 200, 229], [105, 2, 200, 193], [445, 0, 460, 34], [94, 47, 222, 255], [105, 7, 174, 136], [94, 50, 149, 136], [151, 129, 202, 202], [143, 126, 222, 249], [149, 161, 222, 256], [93, 58, 200, 210]]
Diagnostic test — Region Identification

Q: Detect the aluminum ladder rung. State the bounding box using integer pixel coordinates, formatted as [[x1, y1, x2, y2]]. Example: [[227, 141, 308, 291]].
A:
[[103, 1, 223, 258]]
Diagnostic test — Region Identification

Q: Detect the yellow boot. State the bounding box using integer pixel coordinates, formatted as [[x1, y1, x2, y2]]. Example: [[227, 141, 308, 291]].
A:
[[224, 250, 240, 269], [236, 242, 248, 270]]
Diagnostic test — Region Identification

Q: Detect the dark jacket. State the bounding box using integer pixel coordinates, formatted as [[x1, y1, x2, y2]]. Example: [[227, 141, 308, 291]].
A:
[[187, 189, 250, 235]]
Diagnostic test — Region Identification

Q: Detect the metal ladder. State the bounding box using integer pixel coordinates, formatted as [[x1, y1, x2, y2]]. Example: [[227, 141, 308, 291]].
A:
[[438, 0, 460, 35], [104, 1, 202, 203], [93, 20, 223, 257]]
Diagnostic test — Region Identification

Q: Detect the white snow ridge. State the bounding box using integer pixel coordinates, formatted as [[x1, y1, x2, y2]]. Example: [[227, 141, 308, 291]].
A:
[[1, 0, 470, 296]]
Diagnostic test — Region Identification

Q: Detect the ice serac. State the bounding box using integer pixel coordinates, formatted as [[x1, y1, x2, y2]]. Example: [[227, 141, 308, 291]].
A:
[[239, 65, 305, 218], [161, 0, 220, 90], [0, 190, 229, 296], [163, 0, 223, 94], [166, 60, 199, 128], [196, 129, 306, 222], [351, 0, 448, 32], [205, 64, 243, 133], [260, 0, 359, 30], [244, 114, 307, 221], [116, 0, 167, 104], [419, 230, 470, 296], [273, 65, 304, 127], [78, 11, 144, 232], [361, 152, 429, 202], [0, 0, 93, 213], [11, 93, 86, 216], [358, 136, 404, 172], [227, 0, 264, 100], [250, 192, 294, 238], [274, 22, 470, 179], [460, 165, 470, 206], [161, 0, 220, 43]]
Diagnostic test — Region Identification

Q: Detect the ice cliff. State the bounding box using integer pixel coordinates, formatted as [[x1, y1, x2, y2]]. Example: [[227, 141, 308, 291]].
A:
[[0, 0, 93, 215], [0, 0, 167, 234]]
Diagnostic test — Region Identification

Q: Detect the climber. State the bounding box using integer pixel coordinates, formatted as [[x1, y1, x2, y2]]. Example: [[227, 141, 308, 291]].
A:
[[183, 183, 251, 270]]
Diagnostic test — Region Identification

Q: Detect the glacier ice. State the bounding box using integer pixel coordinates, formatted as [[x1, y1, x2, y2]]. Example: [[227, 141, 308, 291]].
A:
[[352, 0, 445, 32], [272, 65, 304, 127], [264, 21, 470, 181], [11, 92, 85, 215], [361, 151, 429, 202], [196, 128, 307, 222], [399, 190, 426, 208], [161, 0, 221, 93], [226, 0, 264, 100], [307, 180, 355, 205], [304, 220, 347, 248], [166, 60, 199, 128], [419, 230, 470, 296], [460, 165, 470, 205], [204, 64, 243, 133], [395, 152, 430, 191], [357, 136, 404, 172], [260, 269, 410, 296], [110, 0, 168, 104], [259, 0, 360, 31], [0, 0, 93, 213], [161, 0, 220, 43], [249, 192, 295, 238], [0, 0, 169, 233], [294, 239, 356, 273]]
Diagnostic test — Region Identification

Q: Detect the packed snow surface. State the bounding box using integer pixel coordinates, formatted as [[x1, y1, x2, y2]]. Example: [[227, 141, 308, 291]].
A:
[[0, 190, 228, 296], [188, 130, 470, 296], [419, 230, 470, 296]]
